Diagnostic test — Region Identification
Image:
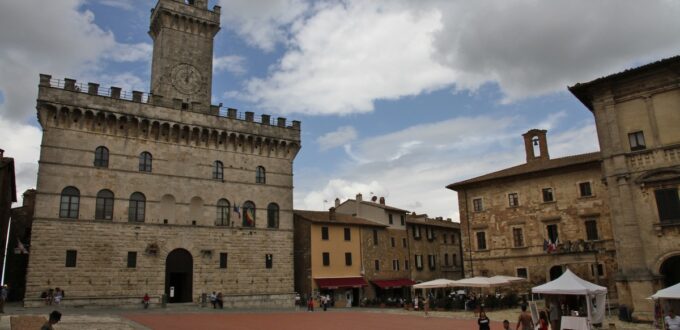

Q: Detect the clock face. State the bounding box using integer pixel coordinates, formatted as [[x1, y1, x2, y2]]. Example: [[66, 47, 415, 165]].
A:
[[171, 64, 202, 94]]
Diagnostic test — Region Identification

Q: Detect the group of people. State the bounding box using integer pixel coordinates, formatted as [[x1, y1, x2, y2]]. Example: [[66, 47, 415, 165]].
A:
[[209, 291, 224, 309], [412, 296, 431, 316], [40, 287, 64, 305], [306, 294, 333, 311], [475, 299, 562, 330]]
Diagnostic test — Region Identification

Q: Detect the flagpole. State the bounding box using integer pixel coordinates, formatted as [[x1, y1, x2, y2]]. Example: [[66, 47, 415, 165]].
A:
[[1, 216, 11, 285]]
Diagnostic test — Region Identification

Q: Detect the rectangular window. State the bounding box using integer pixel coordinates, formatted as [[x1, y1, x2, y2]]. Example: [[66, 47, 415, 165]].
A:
[[585, 220, 599, 241], [628, 131, 646, 151], [219, 253, 228, 269], [321, 226, 329, 240], [392, 259, 399, 271], [655, 188, 680, 222], [512, 228, 524, 247], [579, 182, 593, 197], [65, 250, 77, 267], [405, 260, 410, 270], [547, 224, 559, 243], [388, 214, 393, 225], [322, 252, 330, 266], [444, 253, 449, 266], [516, 268, 528, 279], [508, 193, 519, 207], [476, 232, 487, 250], [402, 238, 407, 247], [373, 229, 379, 245], [426, 227, 435, 241], [374, 259, 380, 271], [345, 252, 352, 266], [265, 254, 273, 269], [473, 198, 483, 212], [452, 234, 457, 244], [542, 188, 554, 202], [127, 251, 137, 268], [452, 254, 458, 267], [591, 263, 605, 277], [415, 255, 423, 270], [400, 215, 405, 225], [390, 237, 395, 247], [344, 227, 351, 241], [428, 255, 436, 270], [413, 225, 421, 239]]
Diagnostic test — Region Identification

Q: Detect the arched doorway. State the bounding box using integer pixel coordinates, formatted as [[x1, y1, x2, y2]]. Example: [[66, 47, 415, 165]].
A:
[[660, 255, 680, 287], [165, 249, 193, 303], [549, 265, 563, 281]]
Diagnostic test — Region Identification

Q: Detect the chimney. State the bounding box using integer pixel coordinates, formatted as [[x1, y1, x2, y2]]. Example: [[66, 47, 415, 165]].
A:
[[329, 207, 336, 221], [522, 129, 550, 163], [334, 198, 340, 208], [379, 197, 385, 205], [356, 193, 362, 202], [355, 193, 362, 217]]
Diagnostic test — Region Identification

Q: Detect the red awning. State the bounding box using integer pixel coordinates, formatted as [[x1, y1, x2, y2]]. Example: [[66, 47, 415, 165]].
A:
[[372, 279, 416, 289], [315, 277, 367, 289]]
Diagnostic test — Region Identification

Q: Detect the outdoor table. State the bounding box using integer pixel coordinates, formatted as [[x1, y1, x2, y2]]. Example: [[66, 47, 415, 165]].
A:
[[560, 316, 589, 330]]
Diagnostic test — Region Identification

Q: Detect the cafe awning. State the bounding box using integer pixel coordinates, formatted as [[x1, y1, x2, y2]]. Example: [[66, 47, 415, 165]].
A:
[[315, 277, 367, 289], [372, 278, 416, 289]]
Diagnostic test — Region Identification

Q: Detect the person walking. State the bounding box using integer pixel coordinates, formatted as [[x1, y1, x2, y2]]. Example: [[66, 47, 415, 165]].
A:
[[478, 310, 491, 330], [516, 305, 534, 330], [423, 296, 430, 317], [307, 295, 314, 311], [40, 310, 62, 330]]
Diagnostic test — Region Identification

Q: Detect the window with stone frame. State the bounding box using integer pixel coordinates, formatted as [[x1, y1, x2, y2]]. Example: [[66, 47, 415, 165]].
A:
[[443, 234, 448, 244], [216, 199, 230, 226], [267, 203, 279, 228], [473, 198, 483, 212], [374, 259, 380, 271], [265, 254, 273, 269], [322, 252, 330, 266], [388, 214, 393, 224], [591, 263, 605, 277], [508, 193, 519, 207], [390, 237, 395, 247], [426, 226, 435, 241], [579, 181, 593, 197], [373, 229, 379, 245], [413, 225, 421, 239], [542, 188, 554, 202], [428, 254, 436, 270], [256, 166, 266, 184], [516, 267, 528, 278], [95, 189, 114, 220], [321, 226, 329, 240], [585, 219, 599, 241], [628, 131, 646, 151], [139, 151, 152, 172], [400, 215, 405, 225], [415, 254, 423, 270], [655, 188, 680, 222], [65, 250, 77, 267], [59, 186, 80, 219], [128, 192, 146, 222], [213, 160, 224, 180], [220, 253, 228, 269], [345, 252, 352, 266], [546, 224, 559, 243], [94, 146, 109, 168], [402, 238, 407, 247], [127, 251, 137, 268], [476, 231, 487, 250], [512, 227, 525, 247], [392, 259, 400, 271], [444, 253, 449, 266], [344, 227, 351, 241]]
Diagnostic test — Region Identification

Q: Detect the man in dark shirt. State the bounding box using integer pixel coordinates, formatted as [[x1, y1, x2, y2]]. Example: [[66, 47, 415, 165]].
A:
[[41, 310, 61, 330]]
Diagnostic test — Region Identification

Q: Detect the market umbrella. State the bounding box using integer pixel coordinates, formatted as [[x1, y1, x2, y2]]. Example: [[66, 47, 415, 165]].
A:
[[413, 278, 458, 289]]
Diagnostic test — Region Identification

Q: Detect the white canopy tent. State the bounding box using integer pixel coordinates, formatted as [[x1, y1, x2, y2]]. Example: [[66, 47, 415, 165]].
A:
[[651, 282, 680, 300], [532, 268, 608, 326], [491, 275, 527, 283], [413, 278, 458, 289], [452, 276, 511, 288]]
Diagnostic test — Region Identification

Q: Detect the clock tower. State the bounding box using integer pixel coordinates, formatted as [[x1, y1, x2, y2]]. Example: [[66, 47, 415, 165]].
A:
[[149, 0, 220, 113]]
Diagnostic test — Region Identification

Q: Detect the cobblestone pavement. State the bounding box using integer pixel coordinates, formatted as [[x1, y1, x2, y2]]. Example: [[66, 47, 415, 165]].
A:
[[0, 303, 653, 330]]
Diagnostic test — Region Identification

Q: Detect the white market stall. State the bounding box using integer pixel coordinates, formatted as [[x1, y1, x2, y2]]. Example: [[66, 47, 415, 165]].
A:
[[413, 278, 458, 289], [532, 268, 608, 330], [651, 282, 680, 300], [650, 282, 680, 329]]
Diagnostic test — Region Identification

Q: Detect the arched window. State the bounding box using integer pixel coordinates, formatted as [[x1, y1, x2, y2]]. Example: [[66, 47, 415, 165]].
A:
[[139, 152, 152, 172], [128, 192, 146, 222], [256, 166, 266, 184], [59, 186, 80, 219], [213, 161, 223, 180], [267, 203, 279, 228], [94, 146, 109, 168], [216, 199, 230, 226], [242, 201, 255, 227], [95, 189, 114, 220]]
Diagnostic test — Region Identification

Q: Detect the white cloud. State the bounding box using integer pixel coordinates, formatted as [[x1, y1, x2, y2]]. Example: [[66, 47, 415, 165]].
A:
[[295, 113, 600, 219], [0, 118, 42, 206], [105, 43, 152, 63], [218, 0, 310, 51], [96, 0, 135, 11], [228, 0, 680, 115], [214, 55, 247, 75], [317, 126, 358, 151]]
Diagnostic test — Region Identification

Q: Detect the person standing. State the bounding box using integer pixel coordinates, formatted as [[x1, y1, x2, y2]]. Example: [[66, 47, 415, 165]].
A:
[[516, 305, 534, 330], [413, 296, 419, 311], [40, 310, 62, 330], [216, 292, 223, 309], [307, 295, 314, 311], [53, 288, 63, 305], [0, 285, 8, 313], [423, 296, 430, 317], [321, 294, 327, 311], [666, 310, 680, 330], [548, 299, 561, 330], [478, 310, 491, 330], [209, 291, 217, 308], [142, 293, 150, 309], [538, 311, 549, 330]]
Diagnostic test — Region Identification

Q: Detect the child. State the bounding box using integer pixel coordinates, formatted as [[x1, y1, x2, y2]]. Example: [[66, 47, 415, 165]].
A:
[[502, 320, 511, 330], [539, 311, 549, 330]]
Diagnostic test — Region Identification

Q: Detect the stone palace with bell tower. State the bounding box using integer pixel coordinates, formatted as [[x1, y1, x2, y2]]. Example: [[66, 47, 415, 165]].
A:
[[24, 0, 301, 307]]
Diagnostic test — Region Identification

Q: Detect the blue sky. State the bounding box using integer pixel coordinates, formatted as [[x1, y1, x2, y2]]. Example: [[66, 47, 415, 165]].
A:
[[1, 0, 680, 219]]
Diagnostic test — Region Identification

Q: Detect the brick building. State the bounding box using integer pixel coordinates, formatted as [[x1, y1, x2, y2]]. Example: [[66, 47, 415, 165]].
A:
[[24, 0, 301, 307], [447, 130, 618, 296], [570, 56, 680, 319]]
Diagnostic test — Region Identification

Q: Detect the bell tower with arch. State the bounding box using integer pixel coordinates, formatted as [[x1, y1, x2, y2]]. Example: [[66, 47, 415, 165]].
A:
[[148, 0, 221, 112]]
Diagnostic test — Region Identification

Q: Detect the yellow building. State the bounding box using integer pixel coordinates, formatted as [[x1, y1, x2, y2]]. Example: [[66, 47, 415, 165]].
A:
[[293, 209, 386, 307]]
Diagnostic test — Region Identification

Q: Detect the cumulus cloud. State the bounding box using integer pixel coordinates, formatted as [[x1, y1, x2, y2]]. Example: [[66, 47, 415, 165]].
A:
[[105, 43, 152, 63], [294, 113, 599, 219], [214, 55, 247, 75], [317, 126, 358, 151], [228, 0, 680, 115]]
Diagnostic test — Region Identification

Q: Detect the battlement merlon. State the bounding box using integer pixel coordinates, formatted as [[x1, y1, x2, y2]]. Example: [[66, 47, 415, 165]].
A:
[[37, 74, 301, 142], [150, 0, 220, 28]]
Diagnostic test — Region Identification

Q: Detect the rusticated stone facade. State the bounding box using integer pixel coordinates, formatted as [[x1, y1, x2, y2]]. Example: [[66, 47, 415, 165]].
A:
[[570, 56, 680, 320], [448, 130, 618, 297], [406, 214, 464, 283], [25, 0, 301, 307]]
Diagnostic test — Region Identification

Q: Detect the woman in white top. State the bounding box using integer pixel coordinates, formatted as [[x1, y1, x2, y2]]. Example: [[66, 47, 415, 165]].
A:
[[666, 310, 680, 330]]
